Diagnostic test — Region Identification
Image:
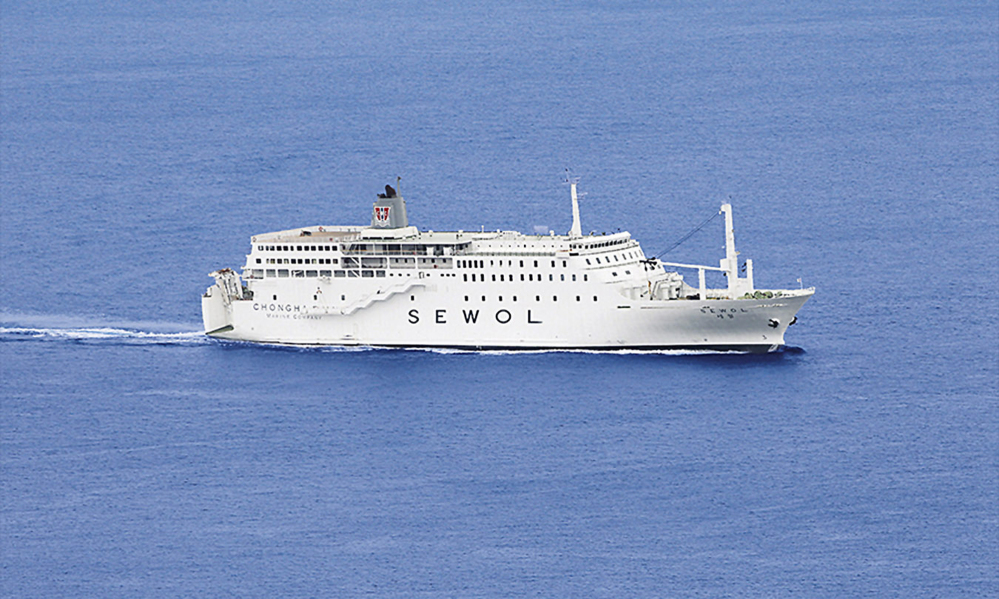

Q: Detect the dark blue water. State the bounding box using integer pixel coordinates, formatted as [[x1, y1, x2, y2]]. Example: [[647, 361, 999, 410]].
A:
[[2, 2, 996, 597]]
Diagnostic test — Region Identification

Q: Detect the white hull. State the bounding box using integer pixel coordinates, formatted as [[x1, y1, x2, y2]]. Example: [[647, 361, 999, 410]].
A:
[[203, 277, 812, 352]]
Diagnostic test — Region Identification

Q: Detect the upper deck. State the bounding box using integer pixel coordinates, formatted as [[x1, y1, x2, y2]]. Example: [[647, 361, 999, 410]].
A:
[[250, 225, 638, 259]]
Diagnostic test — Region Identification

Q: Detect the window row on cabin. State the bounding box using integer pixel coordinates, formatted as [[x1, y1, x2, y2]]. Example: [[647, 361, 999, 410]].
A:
[[247, 269, 389, 279], [246, 269, 463, 280], [585, 250, 640, 265], [457, 250, 642, 270], [459, 295, 599, 302], [254, 257, 450, 268], [258, 244, 336, 252], [258, 258, 338, 265], [463, 273, 590, 282], [256, 243, 466, 254], [458, 259, 569, 269], [569, 238, 630, 250]]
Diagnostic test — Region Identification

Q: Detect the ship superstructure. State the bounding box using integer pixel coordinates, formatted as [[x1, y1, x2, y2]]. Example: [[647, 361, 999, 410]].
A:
[[202, 182, 813, 352]]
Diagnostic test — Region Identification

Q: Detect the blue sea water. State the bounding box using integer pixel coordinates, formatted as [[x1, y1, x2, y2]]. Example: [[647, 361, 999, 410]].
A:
[[2, 1, 997, 597]]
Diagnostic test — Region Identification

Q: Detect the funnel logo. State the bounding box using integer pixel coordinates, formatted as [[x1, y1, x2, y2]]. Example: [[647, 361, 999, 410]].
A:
[[374, 206, 390, 224]]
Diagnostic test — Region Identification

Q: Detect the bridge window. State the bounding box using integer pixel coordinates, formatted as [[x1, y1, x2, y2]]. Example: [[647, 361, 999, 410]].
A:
[[278, 270, 289, 278]]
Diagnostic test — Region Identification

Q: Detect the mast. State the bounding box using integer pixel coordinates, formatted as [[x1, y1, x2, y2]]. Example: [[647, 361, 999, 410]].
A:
[[720, 203, 753, 296], [721, 203, 737, 280], [569, 181, 582, 238]]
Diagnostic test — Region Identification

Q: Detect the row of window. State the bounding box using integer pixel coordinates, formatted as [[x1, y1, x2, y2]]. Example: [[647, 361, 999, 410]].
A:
[[246, 267, 632, 283], [254, 257, 452, 268], [585, 251, 638, 265], [459, 259, 570, 269], [458, 251, 641, 270], [254, 251, 641, 269], [260, 258, 337, 265], [569, 238, 630, 251], [256, 243, 463, 255], [458, 295, 598, 303], [247, 269, 462, 280], [258, 244, 335, 252], [463, 273, 590, 283], [247, 269, 388, 279], [272, 292, 600, 304]]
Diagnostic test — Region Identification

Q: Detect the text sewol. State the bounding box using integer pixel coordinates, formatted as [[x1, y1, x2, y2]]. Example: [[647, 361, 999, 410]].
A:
[[408, 309, 542, 325]]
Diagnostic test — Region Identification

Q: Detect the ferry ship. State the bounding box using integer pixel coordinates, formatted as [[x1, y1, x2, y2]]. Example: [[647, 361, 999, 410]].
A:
[[202, 181, 814, 352]]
